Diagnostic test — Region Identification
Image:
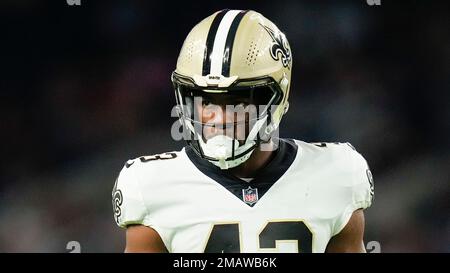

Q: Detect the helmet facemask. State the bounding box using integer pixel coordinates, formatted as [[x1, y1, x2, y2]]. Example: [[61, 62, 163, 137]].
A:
[[172, 73, 283, 169]]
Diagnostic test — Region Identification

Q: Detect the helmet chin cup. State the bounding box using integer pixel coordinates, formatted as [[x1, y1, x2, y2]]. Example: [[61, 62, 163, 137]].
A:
[[198, 135, 256, 170], [201, 135, 237, 160]]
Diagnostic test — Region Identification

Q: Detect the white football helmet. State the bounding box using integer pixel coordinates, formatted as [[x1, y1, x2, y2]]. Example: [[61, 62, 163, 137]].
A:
[[172, 9, 292, 169]]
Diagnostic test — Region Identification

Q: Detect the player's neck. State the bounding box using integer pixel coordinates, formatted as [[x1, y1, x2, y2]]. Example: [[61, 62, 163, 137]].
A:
[[226, 141, 277, 178]]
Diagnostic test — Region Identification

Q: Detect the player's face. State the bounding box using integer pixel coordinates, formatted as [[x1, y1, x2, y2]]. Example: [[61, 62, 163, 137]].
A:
[[194, 92, 257, 143], [178, 84, 276, 144]]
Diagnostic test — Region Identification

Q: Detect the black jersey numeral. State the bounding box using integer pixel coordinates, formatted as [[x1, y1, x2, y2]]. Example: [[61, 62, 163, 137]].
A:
[[204, 220, 313, 253], [125, 153, 177, 168], [259, 221, 312, 253], [139, 152, 177, 162], [204, 223, 240, 253]]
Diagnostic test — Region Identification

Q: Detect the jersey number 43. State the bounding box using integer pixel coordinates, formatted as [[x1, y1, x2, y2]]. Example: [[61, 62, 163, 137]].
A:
[[204, 220, 313, 253]]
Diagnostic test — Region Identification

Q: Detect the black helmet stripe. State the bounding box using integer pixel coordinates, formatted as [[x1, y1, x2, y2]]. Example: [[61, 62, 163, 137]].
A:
[[222, 10, 249, 77], [202, 10, 249, 77], [202, 9, 229, 76]]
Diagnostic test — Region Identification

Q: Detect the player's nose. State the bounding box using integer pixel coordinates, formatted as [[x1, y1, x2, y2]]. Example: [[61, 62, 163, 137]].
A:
[[203, 104, 235, 125]]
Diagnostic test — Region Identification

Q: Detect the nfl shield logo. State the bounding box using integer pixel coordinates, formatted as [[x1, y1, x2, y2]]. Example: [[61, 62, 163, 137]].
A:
[[242, 186, 259, 205]]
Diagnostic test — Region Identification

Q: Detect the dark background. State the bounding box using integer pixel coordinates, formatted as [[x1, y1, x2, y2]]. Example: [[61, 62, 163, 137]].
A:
[[0, 0, 449, 252]]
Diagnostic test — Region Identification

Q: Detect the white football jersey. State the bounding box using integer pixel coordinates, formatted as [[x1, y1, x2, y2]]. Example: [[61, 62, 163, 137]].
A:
[[112, 139, 374, 253]]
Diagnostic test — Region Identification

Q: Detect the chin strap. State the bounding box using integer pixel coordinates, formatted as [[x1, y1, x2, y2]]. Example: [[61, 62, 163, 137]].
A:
[[196, 116, 271, 169], [197, 134, 256, 169]]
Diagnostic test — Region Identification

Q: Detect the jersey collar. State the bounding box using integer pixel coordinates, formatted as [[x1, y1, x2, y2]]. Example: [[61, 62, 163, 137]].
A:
[[185, 138, 299, 207]]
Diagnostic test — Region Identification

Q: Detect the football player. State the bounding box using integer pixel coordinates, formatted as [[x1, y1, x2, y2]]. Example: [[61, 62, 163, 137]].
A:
[[112, 9, 374, 253]]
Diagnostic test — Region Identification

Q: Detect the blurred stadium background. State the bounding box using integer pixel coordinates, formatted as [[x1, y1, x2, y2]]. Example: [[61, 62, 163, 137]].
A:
[[0, 0, 448, 252]]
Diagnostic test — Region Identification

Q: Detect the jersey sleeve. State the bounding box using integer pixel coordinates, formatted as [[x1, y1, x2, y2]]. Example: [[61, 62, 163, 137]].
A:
[[112, 160, 149, 228], [332, 144, 374, 236]]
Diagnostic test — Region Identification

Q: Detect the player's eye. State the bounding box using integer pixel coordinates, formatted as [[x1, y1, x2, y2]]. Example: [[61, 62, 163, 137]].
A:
[[202, 98, 212, 106]]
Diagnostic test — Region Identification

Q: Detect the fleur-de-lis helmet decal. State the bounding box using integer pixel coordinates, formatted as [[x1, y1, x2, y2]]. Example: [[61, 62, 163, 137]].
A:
[[112, 178, 123, 225], [259, 23, 292, 69]]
